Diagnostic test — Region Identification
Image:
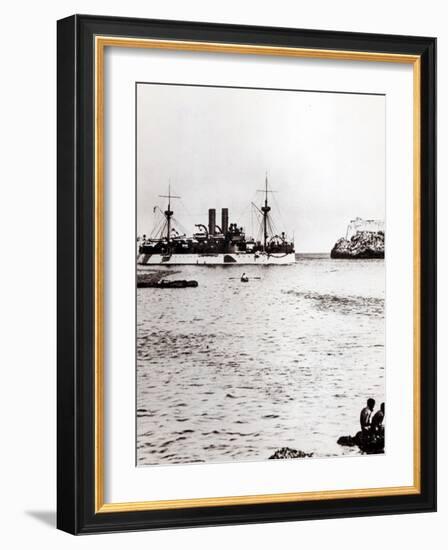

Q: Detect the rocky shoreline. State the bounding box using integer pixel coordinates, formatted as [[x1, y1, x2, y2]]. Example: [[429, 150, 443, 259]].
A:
[[337, 431, 384, 454], [269, 447, 313, 459], [331, 230, 384, 259]]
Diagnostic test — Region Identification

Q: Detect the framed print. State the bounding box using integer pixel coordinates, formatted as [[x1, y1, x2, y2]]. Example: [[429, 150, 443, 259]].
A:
[[57, 15, 436, 534]]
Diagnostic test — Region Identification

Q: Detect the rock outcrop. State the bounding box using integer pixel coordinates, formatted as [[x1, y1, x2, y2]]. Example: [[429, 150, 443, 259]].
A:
[[337, 431, 384, 454], [331, 230, 384, 259], [269, 447, 313, 459]]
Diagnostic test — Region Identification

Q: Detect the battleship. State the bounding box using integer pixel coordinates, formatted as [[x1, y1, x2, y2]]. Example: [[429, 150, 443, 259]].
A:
[[137, 177, 295, 265]]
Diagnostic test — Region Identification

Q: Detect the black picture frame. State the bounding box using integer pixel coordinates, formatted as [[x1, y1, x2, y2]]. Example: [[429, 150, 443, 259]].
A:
[[57, 14, 436, 535]]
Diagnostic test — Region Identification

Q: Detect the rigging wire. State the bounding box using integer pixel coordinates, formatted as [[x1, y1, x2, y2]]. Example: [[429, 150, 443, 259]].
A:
[[171, 217, 188, 237], [272, 191, 289, 236], [178, 198, 196, 233], [150, 216, 165, 239]]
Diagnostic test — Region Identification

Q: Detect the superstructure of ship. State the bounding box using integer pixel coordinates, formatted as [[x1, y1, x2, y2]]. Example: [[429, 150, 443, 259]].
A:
[[137, 177, 295, 265]]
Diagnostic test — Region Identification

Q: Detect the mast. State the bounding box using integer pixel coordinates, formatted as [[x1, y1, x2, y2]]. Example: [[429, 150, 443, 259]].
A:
[[159, 184, 180, 243], [260, 173, 271, 251]]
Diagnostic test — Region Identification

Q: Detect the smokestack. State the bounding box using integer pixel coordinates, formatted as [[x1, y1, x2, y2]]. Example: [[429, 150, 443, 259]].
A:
[[221, 208, 229, 234], [208, 208, 216, 236]]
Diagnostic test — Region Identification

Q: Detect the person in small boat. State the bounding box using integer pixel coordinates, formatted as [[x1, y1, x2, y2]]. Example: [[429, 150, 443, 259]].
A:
[[241, 273, 249, 282], [371, 402, 385, 435], [360, 398, 375, 433]]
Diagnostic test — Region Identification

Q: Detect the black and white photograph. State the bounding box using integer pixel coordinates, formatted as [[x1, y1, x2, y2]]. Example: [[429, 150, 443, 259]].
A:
[[136, 82, 386, 466], [0, 0, 440, 542]]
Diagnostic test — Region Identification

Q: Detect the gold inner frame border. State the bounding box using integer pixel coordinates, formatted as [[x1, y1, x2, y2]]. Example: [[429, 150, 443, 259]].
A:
[[94, 35, 421, 513]]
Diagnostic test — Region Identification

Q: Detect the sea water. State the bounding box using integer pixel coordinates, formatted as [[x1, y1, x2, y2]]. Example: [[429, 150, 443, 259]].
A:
[[136, 255, 385, 465]]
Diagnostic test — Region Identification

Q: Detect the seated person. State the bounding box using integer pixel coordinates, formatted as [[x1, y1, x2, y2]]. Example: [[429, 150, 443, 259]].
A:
[[360, 398, 375, 433], [371, 402, 385, 435]]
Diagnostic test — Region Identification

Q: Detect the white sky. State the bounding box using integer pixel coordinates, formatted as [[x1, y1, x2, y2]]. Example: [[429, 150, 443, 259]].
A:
[[137, 83, 385, 252]]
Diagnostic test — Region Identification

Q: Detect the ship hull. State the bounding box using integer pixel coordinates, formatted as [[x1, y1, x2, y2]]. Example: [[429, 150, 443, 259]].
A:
[[137, 252, 296, 266]]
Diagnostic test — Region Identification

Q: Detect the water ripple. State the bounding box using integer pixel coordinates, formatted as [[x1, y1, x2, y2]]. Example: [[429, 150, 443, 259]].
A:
[[137, 259, 385, 465]]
